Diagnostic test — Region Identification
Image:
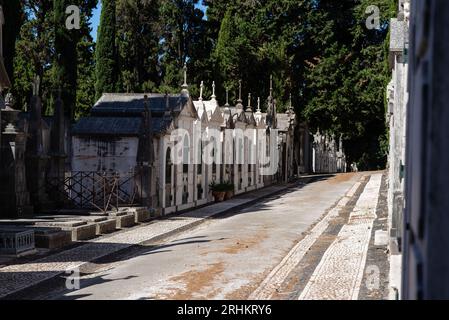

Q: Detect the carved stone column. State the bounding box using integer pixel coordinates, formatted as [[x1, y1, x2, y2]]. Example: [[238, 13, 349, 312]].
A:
[[0, 93, 31, 217]]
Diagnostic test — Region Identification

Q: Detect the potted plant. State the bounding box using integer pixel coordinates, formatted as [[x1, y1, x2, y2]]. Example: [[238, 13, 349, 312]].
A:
[[223, 181, 235, 200], [209, 182, 226, 202]]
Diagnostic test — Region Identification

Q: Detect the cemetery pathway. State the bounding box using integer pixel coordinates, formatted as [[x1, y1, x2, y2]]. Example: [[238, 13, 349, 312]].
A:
[[7, 172, 390, 300]]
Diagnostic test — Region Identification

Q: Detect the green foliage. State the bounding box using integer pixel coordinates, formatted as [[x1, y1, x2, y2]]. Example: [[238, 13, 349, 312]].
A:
[[303, 0, 396, 170], [7, 0, 395, 169], [0, 0, 23, 86], [158, 0, 211, 91], [210, 0, 310, 111], [54, 0, 78, 119], [95, 0, 117, 100], [11, 0, 96, 118], [209, 181, 234, 192], [12, 0, 55, 113], [116, 0, 160, 93]]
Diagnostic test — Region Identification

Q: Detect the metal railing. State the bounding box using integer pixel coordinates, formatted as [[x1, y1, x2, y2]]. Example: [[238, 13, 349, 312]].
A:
[[46, 169, 143, 212]]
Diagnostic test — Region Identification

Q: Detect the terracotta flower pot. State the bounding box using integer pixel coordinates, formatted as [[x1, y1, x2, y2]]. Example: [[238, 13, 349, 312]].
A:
[[213, 191, 226, 202], [224, 190, 234, 200]]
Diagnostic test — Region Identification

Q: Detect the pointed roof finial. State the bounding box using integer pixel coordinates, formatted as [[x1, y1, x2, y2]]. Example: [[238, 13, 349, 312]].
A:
[[288, 93, 294, 113], [225, 87, 230, 107], [238, 80, 242, 102], [181, 63, 189, 96], [199, 81, 204, 101], [246, 93, 252, 112], [269, 75, 273, 97], [211, 81, 216, 100], [236, 80, 243, 109], [256, 97, 261, 113]]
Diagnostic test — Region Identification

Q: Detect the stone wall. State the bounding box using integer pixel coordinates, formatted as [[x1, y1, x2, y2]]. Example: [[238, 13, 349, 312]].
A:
[[71, 136, 139, 173], [402, 0, 449, 299], [387, 0, 409, 251]]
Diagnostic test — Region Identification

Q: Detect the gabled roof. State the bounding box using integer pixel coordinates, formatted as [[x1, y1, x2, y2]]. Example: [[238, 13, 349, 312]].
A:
[[72, 117, 143, 136], [92, 93, 189, 117], [229, 107, 247, 124], [72, 116, 174, 137], [178, 98, 199, 119], [220, 107, 234, 128], [245, 111, 257, 126], [254, 112, 265, 128]]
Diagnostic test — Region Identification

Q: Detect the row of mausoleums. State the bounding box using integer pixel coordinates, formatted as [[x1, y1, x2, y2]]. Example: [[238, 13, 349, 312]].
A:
[[72, 71, 299, 215]]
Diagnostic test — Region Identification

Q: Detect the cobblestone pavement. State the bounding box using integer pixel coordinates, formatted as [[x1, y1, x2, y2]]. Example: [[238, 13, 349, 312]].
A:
[[249, 179, 363, 300], [298, 173, 382, 300], [0, 183, 290, 299]]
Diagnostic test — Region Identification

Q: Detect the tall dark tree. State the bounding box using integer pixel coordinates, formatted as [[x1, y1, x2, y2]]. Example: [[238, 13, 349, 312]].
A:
[[13, 0, 54, 113], [12, 0, 96, 115], [303, 0, 396, 170], [116, 0, 161, 93], [75, 0, 98, 119], [95, 0, 117, 100], [0, 0, 23, 86], [211, 0, 310, 110], [54, 0, 79, 119], [158, 0, 209, 94]]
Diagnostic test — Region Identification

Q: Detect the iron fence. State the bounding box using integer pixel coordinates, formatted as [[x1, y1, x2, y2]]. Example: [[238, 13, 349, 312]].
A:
[[46, 169, 144, 212]]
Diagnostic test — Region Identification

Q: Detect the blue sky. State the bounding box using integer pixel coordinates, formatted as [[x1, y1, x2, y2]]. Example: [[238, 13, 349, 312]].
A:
[[90, 1, 207, 42]]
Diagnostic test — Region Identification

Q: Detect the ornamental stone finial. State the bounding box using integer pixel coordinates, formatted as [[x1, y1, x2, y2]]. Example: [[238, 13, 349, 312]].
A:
[[256, 97, 261, 113], [181, 63, 189, 95], [246, 93, 252, 112], [225, 87, 230, 107], [199, 81, 204, 101], [236, 80, 244, 109], [211, 81, 216, 100], [238, 80, 242, 102], [4, 92, 15, 110]]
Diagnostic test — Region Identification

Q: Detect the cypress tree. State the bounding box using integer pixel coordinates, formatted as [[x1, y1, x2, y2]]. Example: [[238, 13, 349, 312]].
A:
[[95, 0, 117, 100], [54, 0, 78, 119]]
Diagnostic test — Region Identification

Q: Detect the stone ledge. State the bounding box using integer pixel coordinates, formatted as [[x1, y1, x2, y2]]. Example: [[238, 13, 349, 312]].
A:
[[34, 231, 72, 250], [95, 219, 117, 235], [114, 214, 135, 229], [131, 208, 151, 223], [61, 223, 97, 241]]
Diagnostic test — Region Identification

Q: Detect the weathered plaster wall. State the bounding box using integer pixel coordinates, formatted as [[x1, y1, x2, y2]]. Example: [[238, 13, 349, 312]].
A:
[[71, 136, 139, 173]]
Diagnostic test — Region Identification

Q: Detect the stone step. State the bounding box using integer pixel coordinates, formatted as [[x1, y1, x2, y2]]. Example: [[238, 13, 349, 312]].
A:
[[35, 220, 87, 228], [34, 230, 72, 250], [95, 219, 117, 235], [128, 208, 151, 223], [113, 213, 135, 229], [36, 222, 97, 242], [66, 223, 97, 241]]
